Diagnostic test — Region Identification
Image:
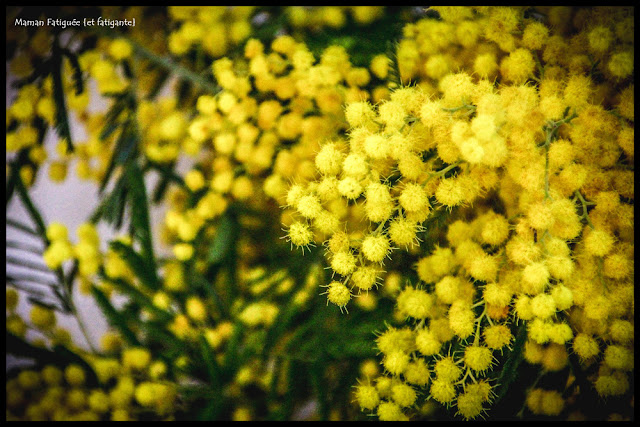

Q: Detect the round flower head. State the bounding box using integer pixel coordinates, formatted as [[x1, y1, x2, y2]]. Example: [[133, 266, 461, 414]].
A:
[[404, 359, 430, 386], [530, 293, 556, 319], [297, 194, 323, 219], [338, 177, 363, 200], [609, 320, 634, 344], [365, 183, 394, 223], [483, 282, 512, 307], [528, 318, 551, 344], [415, 328, 442, 356], [377, 400, 407, 422], [594, 371, 629, 397], [64, 364, 86, 387], [396, 287, 434, 319], [313, 211, 340, 235], [456, 390, 484, 420], [448, 300, 475, 339], [315, 142, 344, 175], [361, 234, 391, 263], [376, 327, 415, 354], [398, 152, 424, 180], [355, 383, 380, 411], [352, 265, 379, 292], [326, 281, 351, 308], [383, 350, 409, 376], [399, 183, 429, 213], [483, 324, 513, 350], [435, 276, 461, 305], [41, 365, 63, 386], [46, 222, 68, 241], [30, 305, 56, 330], [287, 221, 314, 249], [429, 378, 457, 404], [521, 262, 550, 294], [364, 133, 391, 159], [345, 101, 375, 128], [464, 345, 493, 373], [391, 382, 417, 407], [540, 390, 564, 416], [550, 284, 573, 311], [286, 184, 306, 208], [342, 153, 369, 178], [327, 231, 350, 254], [547, 322, 573, 345], [583, 228, 615, 257], [480, 214, 510, 246], [603, 345, 633, 371], [388, 217, 419, 249], [330, 251, 357, 276], [434, 356, 462, 382]]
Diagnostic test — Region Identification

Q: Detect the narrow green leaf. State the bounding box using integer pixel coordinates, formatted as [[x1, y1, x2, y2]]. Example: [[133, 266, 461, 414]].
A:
[[138, 320, 183, 349], [125, 162, 156, 267], [110, 241, 160, 291], [197, 397, 224, 421], [223, 323, 244, 373], [99, 120, 121, 141], [6, 332, 99, 386], [207, 213, 234, 265], [310, 359, 329, 421], [6, 149, 31, 206], [198, 334, 222, 387], [13, 174, 47, 237], [7, 255, 53, 274], [61, 48, 84, 95], [99, 126, 136, 193], [191, 270, 228, 318], [101, 274, 171, 323], [26, 297, 61, 311], [91, 286, 140, 346], [7, 282, 48, 299], [51, 39, 74, 153], [6, 218, 39, 236], [6, 240, 44, 255], [493, 323, 527, 404]]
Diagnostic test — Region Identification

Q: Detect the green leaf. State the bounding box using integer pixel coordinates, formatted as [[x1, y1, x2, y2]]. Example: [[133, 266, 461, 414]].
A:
[[6, 217, 39, 236], [310, 359, 329, 421], [51, 39, 74, 153], [101, 274, 171, 323], [99, 125, 137, 193], [125, 162, 156, 267], [6, 332, 99, 386], [99, 120, 121, 141], [493, 323, 527, 404], [93, 175, 128, 228], [222, 323, 244, 374], [91, 286, 140, 346], [207, 213, 235, 265], [148, 161, 184, 203], [196, 397, 224, 421], [13, 174, 47, 238], [191, 270, 228, 318], [198, 334, 222, 388], [110, 241, 160, 291], [61, 48, 84, 96], [138, 320, 183, 348]]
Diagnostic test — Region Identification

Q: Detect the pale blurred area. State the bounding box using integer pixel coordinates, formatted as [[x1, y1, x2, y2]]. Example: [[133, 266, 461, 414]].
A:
[[6, 58, 184, 370]]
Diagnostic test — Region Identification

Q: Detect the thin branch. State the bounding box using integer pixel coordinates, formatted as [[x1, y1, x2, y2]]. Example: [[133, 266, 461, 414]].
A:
[[91, 27, 220, 95]]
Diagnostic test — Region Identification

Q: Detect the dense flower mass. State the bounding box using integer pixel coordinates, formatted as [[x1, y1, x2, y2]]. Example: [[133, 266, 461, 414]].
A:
[[6, 5, 634, 422]]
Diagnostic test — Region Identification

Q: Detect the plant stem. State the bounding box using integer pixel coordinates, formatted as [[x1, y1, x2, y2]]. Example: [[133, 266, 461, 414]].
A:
[[93, 28, 220, 95]]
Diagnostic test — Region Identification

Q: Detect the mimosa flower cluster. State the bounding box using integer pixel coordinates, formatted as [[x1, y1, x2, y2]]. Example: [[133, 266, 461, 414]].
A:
[[345, 6, 634, 421], [5, 5, 633, 422]]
